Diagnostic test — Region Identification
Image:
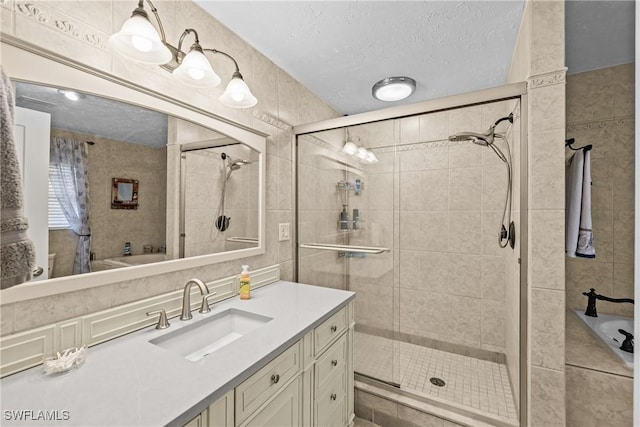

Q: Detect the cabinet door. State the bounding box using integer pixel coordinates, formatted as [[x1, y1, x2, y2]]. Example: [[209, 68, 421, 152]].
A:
[[240, 376, 302, 427], [183, 414, 204, 427], [206, 390, 234, 427]]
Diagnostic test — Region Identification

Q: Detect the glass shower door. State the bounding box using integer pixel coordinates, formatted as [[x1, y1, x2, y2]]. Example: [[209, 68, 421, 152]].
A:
[[297, 123, 397, 385]]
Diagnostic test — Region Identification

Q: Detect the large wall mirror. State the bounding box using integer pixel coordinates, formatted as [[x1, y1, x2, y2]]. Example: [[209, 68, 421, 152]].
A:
[[1, 41, 266, 304]]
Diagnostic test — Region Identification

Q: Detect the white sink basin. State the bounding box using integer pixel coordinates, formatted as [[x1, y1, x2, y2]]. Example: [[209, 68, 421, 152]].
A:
[[150, 309, 273, 361]]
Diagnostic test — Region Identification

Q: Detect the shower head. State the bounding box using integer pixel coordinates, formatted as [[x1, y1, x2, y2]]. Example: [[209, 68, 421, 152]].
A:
[[221, 152, 253, 171], [448, 113, 513, 146], [448, 127, 495, 146], [228, 159, 252, 170]]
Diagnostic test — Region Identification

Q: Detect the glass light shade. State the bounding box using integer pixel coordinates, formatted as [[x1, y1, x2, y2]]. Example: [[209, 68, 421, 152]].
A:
[[357, 147, 369, 160], [366, 151, 379, 164], [219, 77, 258, 108], [108, 15, 172, 65], [173, 49, 221, 88], [342, 141, 358, 155], [372, 77, 416, 102]]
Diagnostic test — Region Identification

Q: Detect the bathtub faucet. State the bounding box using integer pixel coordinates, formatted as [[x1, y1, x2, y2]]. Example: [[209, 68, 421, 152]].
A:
[[618, 329, 634, 354], [582, 288, 635, 317]]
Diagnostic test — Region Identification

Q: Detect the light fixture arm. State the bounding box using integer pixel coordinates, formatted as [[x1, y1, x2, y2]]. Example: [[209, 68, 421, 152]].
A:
[[132, 0, 168, 44], [177, 28, 202, 55], [203, 49, 241, 75]]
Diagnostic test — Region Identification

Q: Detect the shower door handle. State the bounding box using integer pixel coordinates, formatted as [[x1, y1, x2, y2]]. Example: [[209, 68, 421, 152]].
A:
[[299, 243, 390, 254], [32, 266, 44, 277]]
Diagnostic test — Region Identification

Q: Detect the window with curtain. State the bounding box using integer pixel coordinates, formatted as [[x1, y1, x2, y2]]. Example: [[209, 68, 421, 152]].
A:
[[48, 163, 71, 229]]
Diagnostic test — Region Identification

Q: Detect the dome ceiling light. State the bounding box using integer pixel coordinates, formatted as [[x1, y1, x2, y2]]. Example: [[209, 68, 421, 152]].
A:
[[372, 76, 416, 102]]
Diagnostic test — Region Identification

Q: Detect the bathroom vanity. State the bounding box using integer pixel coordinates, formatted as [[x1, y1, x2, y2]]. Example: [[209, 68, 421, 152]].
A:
[[0, 281, 355, 426]]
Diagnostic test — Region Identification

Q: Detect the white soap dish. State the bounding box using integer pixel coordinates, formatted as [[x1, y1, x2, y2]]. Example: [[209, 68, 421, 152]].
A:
[[43, 346, 87, 376]]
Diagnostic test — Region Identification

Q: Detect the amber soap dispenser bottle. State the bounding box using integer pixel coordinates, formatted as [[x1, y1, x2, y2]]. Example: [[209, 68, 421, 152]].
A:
[[240, 265, 251, 300]]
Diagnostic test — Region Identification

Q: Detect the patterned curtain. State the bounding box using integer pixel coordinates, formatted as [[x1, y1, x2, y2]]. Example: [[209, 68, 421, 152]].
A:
[[50, 137, 91, 274]]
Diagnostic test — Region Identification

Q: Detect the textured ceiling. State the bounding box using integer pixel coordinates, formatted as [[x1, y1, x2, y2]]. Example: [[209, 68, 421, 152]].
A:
[[565, 0, 636, 75], [14, 82, 168, 148], [196, 0, 525, 115], [197, 0, 636, 116]]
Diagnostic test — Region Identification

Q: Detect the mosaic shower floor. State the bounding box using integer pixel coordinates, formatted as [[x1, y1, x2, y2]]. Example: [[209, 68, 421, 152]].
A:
[[354, 331, 518, 422]]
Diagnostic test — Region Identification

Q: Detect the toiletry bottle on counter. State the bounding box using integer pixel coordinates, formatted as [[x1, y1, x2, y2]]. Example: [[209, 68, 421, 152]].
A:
[[124, 242, 131, 256], [240, 265, 251, 300]]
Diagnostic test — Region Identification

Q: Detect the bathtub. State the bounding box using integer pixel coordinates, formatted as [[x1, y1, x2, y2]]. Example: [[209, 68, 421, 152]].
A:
[[574, 310, 634, 369], [91, 254, 167, 271], [105, 253, 167, 266]]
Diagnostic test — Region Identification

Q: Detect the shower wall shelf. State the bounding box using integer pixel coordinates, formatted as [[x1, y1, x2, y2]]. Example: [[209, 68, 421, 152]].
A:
[[337, 220, 365, 231], [336, 180, 364, 195]]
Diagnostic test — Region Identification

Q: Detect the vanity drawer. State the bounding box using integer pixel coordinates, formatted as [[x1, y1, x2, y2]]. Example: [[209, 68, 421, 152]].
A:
[[314, 306, 347, 355], [235, 340, 302, 423], [314, 367, 347, 427], [315, 333, 347, 391]]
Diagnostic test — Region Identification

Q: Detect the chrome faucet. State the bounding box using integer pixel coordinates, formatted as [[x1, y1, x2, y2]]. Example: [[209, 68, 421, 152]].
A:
[[180, 278, 210, 321]]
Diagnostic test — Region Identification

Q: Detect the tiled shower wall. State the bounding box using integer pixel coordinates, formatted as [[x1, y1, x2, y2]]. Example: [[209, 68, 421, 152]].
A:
[[0, 0, 339, 336], [49, 128, 167, 277], [565, 63, 635, 317]]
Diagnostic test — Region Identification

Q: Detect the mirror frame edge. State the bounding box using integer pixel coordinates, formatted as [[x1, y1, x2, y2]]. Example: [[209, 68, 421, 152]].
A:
[[0, 38, 267, 305]]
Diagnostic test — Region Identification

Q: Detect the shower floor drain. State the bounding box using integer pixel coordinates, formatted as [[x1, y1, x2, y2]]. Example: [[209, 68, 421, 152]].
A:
[[429, 377, 446, 387]]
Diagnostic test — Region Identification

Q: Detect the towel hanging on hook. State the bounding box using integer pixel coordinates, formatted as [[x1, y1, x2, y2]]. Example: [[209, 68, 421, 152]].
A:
[[565, 138, 592, 152]]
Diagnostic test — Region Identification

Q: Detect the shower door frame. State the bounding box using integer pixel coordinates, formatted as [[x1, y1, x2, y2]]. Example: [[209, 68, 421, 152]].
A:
[[293, 82, 529, 427]]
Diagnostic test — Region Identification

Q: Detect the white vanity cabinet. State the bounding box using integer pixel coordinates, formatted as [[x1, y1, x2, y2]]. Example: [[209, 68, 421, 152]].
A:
[[184, 390, 234, 427], [182, 302, 354, 427]]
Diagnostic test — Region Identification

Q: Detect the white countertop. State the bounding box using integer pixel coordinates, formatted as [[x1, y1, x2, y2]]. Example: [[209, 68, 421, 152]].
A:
[[0, 281, 355, 426]]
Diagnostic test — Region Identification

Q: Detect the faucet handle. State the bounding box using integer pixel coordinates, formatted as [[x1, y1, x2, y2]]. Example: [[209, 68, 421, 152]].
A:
[[199, 292, 218, 314], [147, 309, 170, 329]]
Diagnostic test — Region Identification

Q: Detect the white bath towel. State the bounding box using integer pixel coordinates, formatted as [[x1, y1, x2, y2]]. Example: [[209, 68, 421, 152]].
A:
[[565, 149, 595, 258]]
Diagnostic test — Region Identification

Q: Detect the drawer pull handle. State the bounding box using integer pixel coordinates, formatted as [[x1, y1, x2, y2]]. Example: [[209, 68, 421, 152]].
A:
[[331, 359, 338, 367], [330, 393, 337, 401], [330, 325, 337, 333], [271, 374, 280, 384]]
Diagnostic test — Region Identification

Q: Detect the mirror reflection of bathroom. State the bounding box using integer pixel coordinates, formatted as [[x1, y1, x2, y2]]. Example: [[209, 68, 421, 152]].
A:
[[180, 142, 260, 258], [13, 81, 168, 280], [12, 81, 262, 280]]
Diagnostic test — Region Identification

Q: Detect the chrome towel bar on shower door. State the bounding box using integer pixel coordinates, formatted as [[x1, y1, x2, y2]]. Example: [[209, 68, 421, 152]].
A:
[[299, 243, 391, 254]]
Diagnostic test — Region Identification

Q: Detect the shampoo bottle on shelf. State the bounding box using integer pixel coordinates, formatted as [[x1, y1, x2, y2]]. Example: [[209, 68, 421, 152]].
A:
[[240, 265, 251, 300]]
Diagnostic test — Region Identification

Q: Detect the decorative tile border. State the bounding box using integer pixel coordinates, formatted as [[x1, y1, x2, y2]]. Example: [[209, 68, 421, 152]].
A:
[[15, 1, 108, 50], [252, 109, 293, 132], [528, 69, 567, 89], [1, 0, 14, 11], [567, 115, 634, 133]]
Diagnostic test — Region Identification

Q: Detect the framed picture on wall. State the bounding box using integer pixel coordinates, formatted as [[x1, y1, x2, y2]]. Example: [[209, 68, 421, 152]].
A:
[[111, 178, 138, 210]]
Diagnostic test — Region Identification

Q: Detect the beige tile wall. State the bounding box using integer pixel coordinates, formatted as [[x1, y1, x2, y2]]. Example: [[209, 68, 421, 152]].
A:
[[0, 0, 339, 335], [564, 63, 634, 427], [48, 128, 167, 278], [565, 63, 635, 317], [508, 0, 568, 424]]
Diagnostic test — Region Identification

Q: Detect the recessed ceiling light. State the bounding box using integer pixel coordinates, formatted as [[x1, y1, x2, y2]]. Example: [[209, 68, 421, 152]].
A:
[[372, 76, 416, 102], [57, 89, 85, 101]]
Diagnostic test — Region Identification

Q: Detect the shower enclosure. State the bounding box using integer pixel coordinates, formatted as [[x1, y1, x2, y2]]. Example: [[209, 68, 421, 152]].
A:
[[295, 86, 526, 426]]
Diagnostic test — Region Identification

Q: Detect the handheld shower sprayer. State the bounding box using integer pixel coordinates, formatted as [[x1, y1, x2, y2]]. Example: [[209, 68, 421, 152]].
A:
[[448, 112, 515, 249]]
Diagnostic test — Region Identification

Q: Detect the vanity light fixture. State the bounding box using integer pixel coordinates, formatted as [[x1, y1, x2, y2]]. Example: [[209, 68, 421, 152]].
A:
[[372, 76, 416, 102], [110, 0, 257, 108]]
